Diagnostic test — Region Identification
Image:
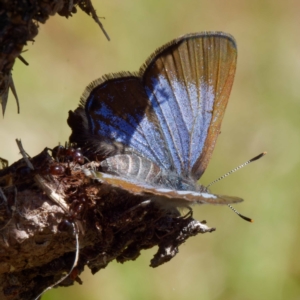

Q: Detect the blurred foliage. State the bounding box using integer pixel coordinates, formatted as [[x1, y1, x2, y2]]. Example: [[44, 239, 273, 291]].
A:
[[1, 0, 300, 299]]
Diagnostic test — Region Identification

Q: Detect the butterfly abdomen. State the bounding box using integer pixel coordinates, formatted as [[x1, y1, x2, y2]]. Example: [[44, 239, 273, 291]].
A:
[[100, 154, 162, 184], [100, 153, 198, 192]]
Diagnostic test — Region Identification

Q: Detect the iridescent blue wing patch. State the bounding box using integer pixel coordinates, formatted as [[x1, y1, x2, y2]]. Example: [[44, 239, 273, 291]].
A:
[[142, 33, 237, 179], [81, 75, 174, 171]]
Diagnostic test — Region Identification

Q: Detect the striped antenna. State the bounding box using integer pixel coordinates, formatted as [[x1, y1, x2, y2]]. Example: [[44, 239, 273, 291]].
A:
[[207, 152, 267, 223], [228, 204, 253, 222], [207, 152, 266, 188]]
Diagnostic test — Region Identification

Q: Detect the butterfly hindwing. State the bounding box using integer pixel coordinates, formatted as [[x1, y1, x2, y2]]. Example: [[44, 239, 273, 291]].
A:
[[85, 169, 243, 207]]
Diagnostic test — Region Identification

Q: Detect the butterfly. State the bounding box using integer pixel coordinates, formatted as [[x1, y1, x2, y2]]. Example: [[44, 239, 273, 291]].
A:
[[68, 31, 242, 210]]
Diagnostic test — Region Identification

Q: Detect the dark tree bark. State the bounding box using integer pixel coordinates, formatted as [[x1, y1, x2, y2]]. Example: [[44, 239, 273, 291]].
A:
[[0, 143, 215, 300]]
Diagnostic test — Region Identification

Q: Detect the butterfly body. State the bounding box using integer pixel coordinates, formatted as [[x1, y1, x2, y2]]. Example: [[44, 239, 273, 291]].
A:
[[69, 32, 242, 209], [100, 153, 197, 191]]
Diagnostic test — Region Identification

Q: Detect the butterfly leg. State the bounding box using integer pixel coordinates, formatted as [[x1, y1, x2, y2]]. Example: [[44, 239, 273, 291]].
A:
[[177, 206, 193, 219], [122, 199, 152, 215], [113, 200, 154, 235], [123, 199, 193, 221]]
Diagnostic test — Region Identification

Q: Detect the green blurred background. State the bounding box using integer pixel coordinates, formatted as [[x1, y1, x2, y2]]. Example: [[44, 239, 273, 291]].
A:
[[1, 0, 300, 299]]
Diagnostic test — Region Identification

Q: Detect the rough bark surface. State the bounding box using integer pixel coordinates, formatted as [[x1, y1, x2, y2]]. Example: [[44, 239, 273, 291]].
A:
[[0, 147, 216, 300]]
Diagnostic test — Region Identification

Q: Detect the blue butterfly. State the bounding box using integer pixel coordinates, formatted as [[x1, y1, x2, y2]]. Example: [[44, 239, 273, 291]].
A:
[[68, 32, 242, 209]]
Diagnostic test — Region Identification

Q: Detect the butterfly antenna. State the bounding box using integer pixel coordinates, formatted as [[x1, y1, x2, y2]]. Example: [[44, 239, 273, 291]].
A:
[[228, 204, 253, 222], [207, 152, 267, 223], [207, 152, 266, 188]]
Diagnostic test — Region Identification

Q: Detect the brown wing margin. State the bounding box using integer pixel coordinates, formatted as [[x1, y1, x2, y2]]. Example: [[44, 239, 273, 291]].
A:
[[190, 33, 237, 180]]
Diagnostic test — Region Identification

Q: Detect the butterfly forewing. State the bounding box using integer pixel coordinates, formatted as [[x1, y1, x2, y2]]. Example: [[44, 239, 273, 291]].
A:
[[191, 34, 237, 179], [142, 32, 237, 179]]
